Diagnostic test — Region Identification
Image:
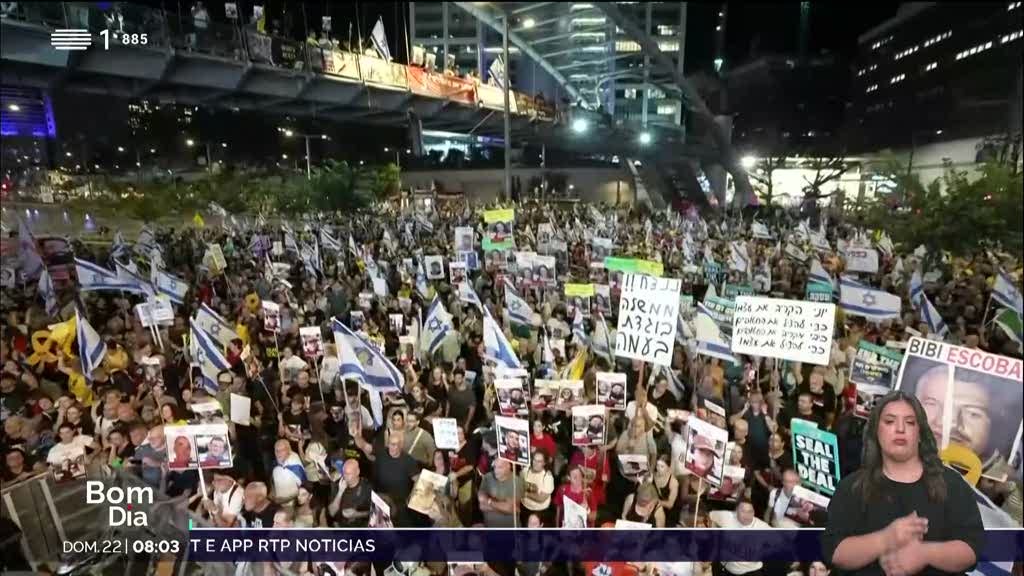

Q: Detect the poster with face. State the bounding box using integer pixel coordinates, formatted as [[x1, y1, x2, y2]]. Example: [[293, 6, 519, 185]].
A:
[[617, 454, 650, 479], [262, 300, 281, 333], [594, 284, 612, 315], [141, 356, 164, 387], [684, 416, 728, 487], [425, 255, 446, 280], [358, 292, 374, 310], [537, 223, 554, 252], [572, 405, 606, 446], [895, 337, 1023, 481], [196, 432, 233, 469], [398, 335, 416, 364], [449, 261, 468, 285], [784, 486, 830, 526], [532, 380, 557, 411], [591, 237, 613, 264], [596, 372, 628, 411], [495, 378, 529, 417], [454, 226, 475, 253], [486, 249, 511, 271], [300, 326, 324, 358], [483, 208, 515, 251], [514, 251, 536, 289], [165, 425, 199, 470], [562, 494, 588, 528], [349, 310, 365, 331], [555, 380, 584, 410], [370, 491, 393, 528], [590, 261, 609, 284], [407, 469, 450, 515], [459, 251, 479, 271], [535, 255, 557, 287], [494, 415, 531, 466]]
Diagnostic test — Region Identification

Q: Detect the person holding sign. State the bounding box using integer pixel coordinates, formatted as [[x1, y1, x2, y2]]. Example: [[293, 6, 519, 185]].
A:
[[822, 391, 984, 576]]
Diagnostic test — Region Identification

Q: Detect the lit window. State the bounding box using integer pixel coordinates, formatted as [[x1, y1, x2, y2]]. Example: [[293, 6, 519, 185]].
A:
[[924, 61, 938, 71], [656, 104, 676, 115], [955, 40, 995, 60], [866, 84, 878, 93], [658, 40, 679, 52], [894, 45, 919, 60], [657, 25, 677, 36], [857, 68, 866, 77], [890, 73, 905, 84], [570, 17, 606, 26], [616, 40, 640, 52], [1009, 2, 1021, 10], [624, 88, 637, 99], [869, 64, 878, 71], [1001, 30, 1024, 43]]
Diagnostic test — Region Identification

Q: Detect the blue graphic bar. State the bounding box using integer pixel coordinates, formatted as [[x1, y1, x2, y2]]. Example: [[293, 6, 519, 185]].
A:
[[186, 529, 1024, 563]]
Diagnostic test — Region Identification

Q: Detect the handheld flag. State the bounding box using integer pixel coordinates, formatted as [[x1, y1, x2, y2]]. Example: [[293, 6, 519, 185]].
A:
[[505, 289, 533, 326], [420, 297, 454, 357], [992, 271, 1023, 315], [370, 16, 391, 61], [919, 293, 949, 339], [76, 310, 106, 381], [320, 228, 343, 252], [190, 320, 231, 393], [332, 319, 404, 391], [839, 279, 902, 321], [572, 307, 588, 346], [17, 217, 45, 280], [457, 281, 483, 312], [76, 258, 147, 293], [483, 312, 521, 370], [194, 302, 240, 347], [154, 269, 188, 305], [592, 313, 616, 362], [39, 267, 58, 316]]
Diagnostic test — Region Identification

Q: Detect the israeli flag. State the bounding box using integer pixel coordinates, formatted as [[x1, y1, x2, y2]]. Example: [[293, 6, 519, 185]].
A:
[[76, 309, 106, 381], [136, 226, 159, 256], [115, 261, 154, 295], [332, 319, 404, 391], [39, 267, 58, 316], [728, 241, 749, 273], [208, 202, 228, 218], [809, 259, 833, 287], [703, 245, 717, 266], [695, 302, 739, 363], [920, 293, 949, 339], [890, 257, 905, 286], [154, 269, 188, 305], [194, 302, 239, 347], [190, 320, 231, 393], [348, 234, 360, 257], [839, 279, 902, 321], [458, 281, 483, 312], [110, 230, 131, 261], [489, 54, 506, 89], [751, 220, 771, 240], [76, 258, 146, 293], [909, 270, 924, 308], [876, 232, 895, 257], [371, 16, 391, 61], [572, 307, 588, 346], [17, 217, 44, 280], [810, 230, 830, 252], [506, 289, 533, 326], [320, 228, 343, 253], [592, 314, 616, 362], [483, 312, 521, 370], [992, 270, 1023, 314], [284, 232, 299, 255], [416, 259, 430, 299], [421, 297, 454, 356]]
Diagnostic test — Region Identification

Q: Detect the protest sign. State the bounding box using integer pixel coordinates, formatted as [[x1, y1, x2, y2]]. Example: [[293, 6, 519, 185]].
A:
[[388, 314, 404, 334], [553, 379, 584, 409], [844, 246, 879, 274], [459, 250, 479, 271], [895, 337, 1023, 480], [571, 405, 606, 446], [604, 256, 664, 277], [408, 469, 450, 515], [596, 372, 627, 410], [595, 284, 612, 315], [850, 341, 904, 417], [684, 416, 728, 487], [229, 393, 251, 426], [703, 262, 724, 287], [562, 494, 589, 528], [792, 418, 840, 495], [299, 326, 324, 358], [731, 296, 835, 366], [272, 241, 283, 256], [262, 300, 280, 332], [615, 519, 653, 529], [618, 454, 650, 480], [165, 423, 232, 470], [495, 378, 529, 417], [483, 208, 515, 251], [398, 335, 416, 364], [433, 418, 460, 450], [565, 283, 596, 297], [696, 296, 737, 363], [449, 261, 467, 284], [532, 380, 557, 410], [494, 415, 530, 466], [591, 238, 613, 263], [370, 491, 393, 528], [806, 280, 833, 303], [357, 292, 373, 309], [425, 255, 445, 279], [372, 276, 388, 298], [207, 244, 227, 273], [454, 226, 474, 252], [785, 486, 830, 526], [723, 283, 754, 299], [615, 273, 682, 366]]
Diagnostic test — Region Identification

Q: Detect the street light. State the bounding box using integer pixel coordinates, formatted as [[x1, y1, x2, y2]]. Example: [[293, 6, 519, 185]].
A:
[[7, 104, 19, 111], [186, 139, 195, 147], [185, 138, 214, 172], [523, 17, 536, 29], [282, 130, 329, 179], [638, 131, 652, 145], [571, 117, 589, 134], [117, 146, 125, 152], [65, 151, 72, 157]]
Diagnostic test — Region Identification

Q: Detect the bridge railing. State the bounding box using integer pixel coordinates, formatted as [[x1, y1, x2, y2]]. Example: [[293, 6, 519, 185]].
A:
[[166, 16, 246, 61]]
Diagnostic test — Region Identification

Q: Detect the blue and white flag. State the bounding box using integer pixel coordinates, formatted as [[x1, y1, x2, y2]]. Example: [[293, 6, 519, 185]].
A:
[[281, 220, 295, 237], [488, 55, 506, 89], [110, 231, 131, 261], [115, 261, 154, 295], [194, 302, 239, 347], [728, 241, 749, 273], [249, 233, 270, 256], [320, 228, 343, 253], [919, 293, 949, 339], [839, 279, 902, 321], [76, 309, 106, 381], [890, 257, 905, 286], [415, 259, 430, 299], [154, 269, 188, 305], [136, 226, 159, 257], [909, 269, 924, 308], [348, 234, 359, 257], [751, 220, 771, 240], [370, 16, 391, 61], [458, 281, 483, 312], [992, 270, 1023, 315], [332, 319, 404, 392], [695, 302, 739, 363], [809, 259, 833, 287], [208, 202, 228, 218], [572, 307, 588, 346], [76, 258, 146, 293], [189, 320, 231, 393], [420, 297, 454, 357], [284, 232, 300, 255], [17, 217, 44, 280], [39, 267, 58, 316], [506, 289, 533, 326], [483, 312, 521, 370]]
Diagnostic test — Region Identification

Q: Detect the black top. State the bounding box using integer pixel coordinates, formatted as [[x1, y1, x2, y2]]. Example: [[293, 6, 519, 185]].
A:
[[821, 467, 984, 576]]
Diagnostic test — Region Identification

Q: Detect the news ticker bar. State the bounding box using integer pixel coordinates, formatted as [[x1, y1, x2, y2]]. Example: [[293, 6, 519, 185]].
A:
[[183, 529, 1024, 563]]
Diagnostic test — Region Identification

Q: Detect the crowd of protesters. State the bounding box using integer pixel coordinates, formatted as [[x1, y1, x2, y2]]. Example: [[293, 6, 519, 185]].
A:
[[1, 198, 1021, 576]]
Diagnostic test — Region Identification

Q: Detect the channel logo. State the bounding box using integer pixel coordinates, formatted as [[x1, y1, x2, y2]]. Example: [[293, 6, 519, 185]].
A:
[[85, 481, 152, 527], [50, 29, 92, 50]]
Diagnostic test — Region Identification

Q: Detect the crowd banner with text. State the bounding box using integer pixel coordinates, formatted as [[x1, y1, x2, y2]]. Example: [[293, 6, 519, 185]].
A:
[[849, 341, 904, 417], [791, 418, 840, 495], [483, 209, 516, 251], [695, 296, 737, 363], [731, 296, 835, 366], [604, 257, 664, 278], [408, 67, 477, 106], [476, 83, 519, 113], [895, 336, 1023, 480], [843, 246, 879, 274], [359, 55, 409, 90], [805, 280, 833, 303], [723, 283, 754, 299], [322, 50, 362, 81], [564, 283, 596, 297], [615, 273, 681, 366]]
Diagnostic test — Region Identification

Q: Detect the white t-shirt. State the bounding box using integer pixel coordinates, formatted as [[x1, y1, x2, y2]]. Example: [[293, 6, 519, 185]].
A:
[[521, 468, 555, 511], [212, 483, 244, 525], [47, 436, 93, 465], [670, 431, 688, 477], [709, 511, 770, 575]]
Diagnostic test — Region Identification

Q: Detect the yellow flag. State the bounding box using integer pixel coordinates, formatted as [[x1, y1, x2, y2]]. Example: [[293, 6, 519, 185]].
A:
[[563, 348, 588, 381], [193, 212, 206, 228]]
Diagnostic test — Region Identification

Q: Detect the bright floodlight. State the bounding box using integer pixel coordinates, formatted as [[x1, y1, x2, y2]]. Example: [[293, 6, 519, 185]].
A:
[[639, 131, 652, 145], [8, 104, 20, 111], [571, 118, 589, 134], [523, 17, 536, 29], [284, 129, 294, 137], [740, 155, 757, 169], [186, 139, 195, 147]]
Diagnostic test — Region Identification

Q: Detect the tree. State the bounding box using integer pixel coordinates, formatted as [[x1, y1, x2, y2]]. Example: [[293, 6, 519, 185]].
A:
[[370, 163, 401, 200], [747, 156, 788, 207]]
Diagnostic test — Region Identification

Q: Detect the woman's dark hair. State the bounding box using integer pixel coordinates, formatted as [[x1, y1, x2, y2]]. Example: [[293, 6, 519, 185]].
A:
[[853, 390, 947, 504]]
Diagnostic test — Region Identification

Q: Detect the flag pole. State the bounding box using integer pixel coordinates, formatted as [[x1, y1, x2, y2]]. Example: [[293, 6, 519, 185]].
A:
[[693, 477, 703, 527]]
